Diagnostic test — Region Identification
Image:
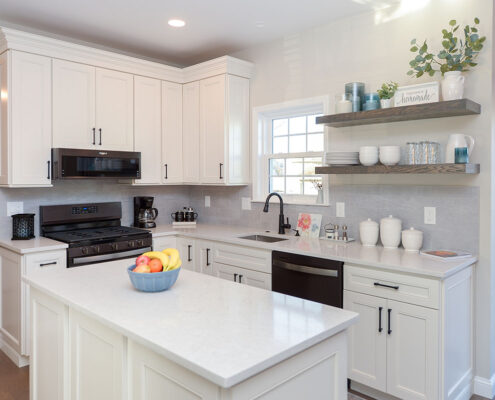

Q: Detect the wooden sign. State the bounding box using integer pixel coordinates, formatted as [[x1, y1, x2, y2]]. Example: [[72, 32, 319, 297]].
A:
[[395, 82, 439, 106]]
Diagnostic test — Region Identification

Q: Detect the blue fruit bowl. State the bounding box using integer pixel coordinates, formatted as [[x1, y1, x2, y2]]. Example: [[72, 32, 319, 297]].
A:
[[127, 265, 181, 292]]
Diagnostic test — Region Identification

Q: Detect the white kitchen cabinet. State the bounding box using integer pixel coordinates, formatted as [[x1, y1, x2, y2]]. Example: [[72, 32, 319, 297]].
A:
[[95, 67, 134, 151], [52, 59, 96, 149], [162, 81, 183, 183], [177, 237, 195, 271], [199, 74, 249, 185], [0, 50, 52, 187], [152, 236, 177, 251], [182, 81, 200, 183], [212, 262, 271, 290], [196, 240, 215, 275], [134, 76, 162, 184]]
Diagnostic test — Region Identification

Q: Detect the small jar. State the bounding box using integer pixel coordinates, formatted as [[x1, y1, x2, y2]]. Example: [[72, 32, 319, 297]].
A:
[[335, 93, 353, 114], [359, 218, 379, 247], [402, 227, 423, 252], [380, 215, 402, 249]]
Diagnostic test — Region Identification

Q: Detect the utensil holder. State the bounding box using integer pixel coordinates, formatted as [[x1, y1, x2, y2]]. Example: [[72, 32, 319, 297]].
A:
[[12, 213, 35, 240]]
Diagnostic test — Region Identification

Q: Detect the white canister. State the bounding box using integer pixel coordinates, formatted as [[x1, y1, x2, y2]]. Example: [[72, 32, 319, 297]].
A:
[[359, 218, 379, 247], [380, 215, 402, 249], [441, 71, 465, 101], [401, 227, 423, 252]]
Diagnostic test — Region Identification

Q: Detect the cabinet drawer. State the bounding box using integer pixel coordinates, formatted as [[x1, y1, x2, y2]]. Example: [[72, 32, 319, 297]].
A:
[[152, 236, 177, 251], [344, 264, 440, 309], [25, 250, 67, 274], [212, 243, 271, 273]]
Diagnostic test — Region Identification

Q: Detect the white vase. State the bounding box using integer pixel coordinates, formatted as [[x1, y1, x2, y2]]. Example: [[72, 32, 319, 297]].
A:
[[316, 189, 324, 204], [441, 71, 465, 100], [380, 98, 393, 108], [445, 133, 475, 163]]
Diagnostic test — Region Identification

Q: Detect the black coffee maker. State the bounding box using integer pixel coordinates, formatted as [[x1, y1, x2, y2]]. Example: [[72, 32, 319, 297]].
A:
[[133, 197, 159, 228]]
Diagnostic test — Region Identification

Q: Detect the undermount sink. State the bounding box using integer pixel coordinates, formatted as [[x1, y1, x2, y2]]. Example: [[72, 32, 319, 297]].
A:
[[239, 234, 288, 243]]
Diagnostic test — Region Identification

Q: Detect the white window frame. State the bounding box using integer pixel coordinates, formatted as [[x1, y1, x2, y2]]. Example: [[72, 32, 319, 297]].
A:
[[251, 96, 331, 205]]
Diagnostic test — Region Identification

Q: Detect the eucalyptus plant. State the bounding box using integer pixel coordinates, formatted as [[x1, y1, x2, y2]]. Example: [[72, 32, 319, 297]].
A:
[[408, 18, 486, 77], [377, 82, 398, 100]]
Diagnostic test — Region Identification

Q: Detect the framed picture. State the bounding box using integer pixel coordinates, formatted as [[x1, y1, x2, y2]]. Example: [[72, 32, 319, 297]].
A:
[[395, 82, 440, 106], [297, 213, 322, 238]]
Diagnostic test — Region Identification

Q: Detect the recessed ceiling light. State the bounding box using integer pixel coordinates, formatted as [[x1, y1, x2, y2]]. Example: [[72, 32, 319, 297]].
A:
[[168, 19, 186, 28], [254, 21, 265, 28]]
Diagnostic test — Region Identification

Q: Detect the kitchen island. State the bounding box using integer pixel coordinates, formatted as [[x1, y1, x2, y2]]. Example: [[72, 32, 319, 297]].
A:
[[24, 259, 358, 400]]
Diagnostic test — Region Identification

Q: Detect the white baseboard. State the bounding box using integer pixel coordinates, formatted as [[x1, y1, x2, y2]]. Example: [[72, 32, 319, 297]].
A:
[[473, 373, 495, 399], [0, 337, 29, 368]]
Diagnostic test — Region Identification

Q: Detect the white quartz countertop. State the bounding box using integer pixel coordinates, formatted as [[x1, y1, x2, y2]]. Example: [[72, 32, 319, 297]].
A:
[[23, 260, 358, 388], [149, 224, 477, 279], [0, 236, 68, 254]]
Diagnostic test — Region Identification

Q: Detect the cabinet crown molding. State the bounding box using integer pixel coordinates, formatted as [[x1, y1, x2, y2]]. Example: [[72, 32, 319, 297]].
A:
[[0, 27, 254, 83]]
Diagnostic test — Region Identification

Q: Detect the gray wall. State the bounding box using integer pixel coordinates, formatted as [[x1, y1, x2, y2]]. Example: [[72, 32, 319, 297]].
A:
[[190, 185, 480, 255]]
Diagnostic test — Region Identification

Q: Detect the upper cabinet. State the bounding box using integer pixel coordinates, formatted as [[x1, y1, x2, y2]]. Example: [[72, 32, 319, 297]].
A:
[[0, 50, 52, 187], [53, 60, 134, 151], [199, 74, 250, 185], [182, 81, 200, 183]]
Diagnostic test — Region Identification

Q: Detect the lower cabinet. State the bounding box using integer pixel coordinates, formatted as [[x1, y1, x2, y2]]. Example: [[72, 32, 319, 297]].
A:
[[195, 240, 215, 275], [177, 237, 195, 271], [212, 262, 271, 290], [152, 236, 177, 251]]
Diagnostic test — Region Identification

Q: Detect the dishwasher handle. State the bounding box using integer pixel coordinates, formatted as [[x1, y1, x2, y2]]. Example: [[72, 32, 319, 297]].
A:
[[273, 260, 339, 277]]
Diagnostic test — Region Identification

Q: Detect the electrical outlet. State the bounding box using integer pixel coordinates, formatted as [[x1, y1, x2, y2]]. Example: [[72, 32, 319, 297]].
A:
[[241, 197, 252, 210], [424, 206, 436, 224], [7, 202, 23, 216], [336, 202, 345, 218], [205, 196, 211, 208]]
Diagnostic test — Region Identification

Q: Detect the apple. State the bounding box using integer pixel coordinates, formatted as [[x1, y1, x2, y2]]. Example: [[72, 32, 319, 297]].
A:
[[149, 258, 163, 273], [133, 264, 151, 273], [135, 255, 151, 266]]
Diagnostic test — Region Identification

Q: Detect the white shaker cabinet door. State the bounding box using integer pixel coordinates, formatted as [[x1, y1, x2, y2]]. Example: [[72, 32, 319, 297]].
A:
[[344, 290, 387, 393], [134, 76, 162, 184], [10, 51, 52, 185], [238, 268, 271, 290], [211, 262, 239, 283], [199, 75, 225, 184], [162, 81, 183, 183], [177, 238, 195, 271], [95, 67, 134, 151], [182, 81, 200, 183], [386, 300, 439, 400], [52, 59, 96, 149]]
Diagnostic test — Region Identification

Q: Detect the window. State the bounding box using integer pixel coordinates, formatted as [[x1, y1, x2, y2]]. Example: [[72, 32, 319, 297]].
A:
[[252, 97, 329, 204]]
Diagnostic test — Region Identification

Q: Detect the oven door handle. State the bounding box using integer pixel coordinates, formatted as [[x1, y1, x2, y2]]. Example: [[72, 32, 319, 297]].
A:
[[273, 260, 339, 277], [71, 247, 152, 266]]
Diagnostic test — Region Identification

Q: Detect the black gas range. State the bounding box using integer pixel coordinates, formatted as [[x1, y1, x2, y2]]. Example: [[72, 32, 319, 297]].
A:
[[40, 202, 152, 267]]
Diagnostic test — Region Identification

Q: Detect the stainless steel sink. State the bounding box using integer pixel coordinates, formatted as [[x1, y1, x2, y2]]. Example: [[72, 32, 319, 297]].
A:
[[239, 234, 288, 243]]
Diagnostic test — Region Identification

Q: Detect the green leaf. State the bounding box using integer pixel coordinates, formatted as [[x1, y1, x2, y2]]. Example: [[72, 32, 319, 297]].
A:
[[474, 17, 480, 24], [420, 43, 428, 54], [442, 40, 450, 49], [471, 33, 479, 42], [416, 70, 424, 78], [471, 27, 478, 32], [453, 25, 459, 32], [449, 19, 456, 26], [410, 38, 416, 45], [415, 55, 424, 62], [410, 46, 418, 52], [429, 70, 436, 77], [407, 70, 414, 76], [469, 62, 477, 67], [409, 60, 418, 67]]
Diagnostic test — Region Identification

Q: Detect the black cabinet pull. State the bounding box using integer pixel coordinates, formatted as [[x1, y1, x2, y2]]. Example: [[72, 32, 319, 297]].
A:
[[387, 308, 392, 335], [206, 248, 210, 266], [378, 307, 383, 333], [187, 245, 192, 262], [374, 282, 399, 290], [164, 164, 168, 179], [233, 273, 238, 282], [219, 163, 223, 179], [47, 161, 51, 180], [98, 128, 102, 145], [40, 261, 57, 267], [92, 128, 96, 145], [238, 274, 243, 284]]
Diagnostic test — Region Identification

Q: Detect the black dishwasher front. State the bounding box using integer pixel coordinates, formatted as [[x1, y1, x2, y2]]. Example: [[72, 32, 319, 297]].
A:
[[272, 251, 343, 308]]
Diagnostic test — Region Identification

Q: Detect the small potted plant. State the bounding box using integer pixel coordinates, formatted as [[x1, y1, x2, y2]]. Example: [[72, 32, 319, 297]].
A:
[[408, 18, 485, 100], [377, 82, 398, 108]]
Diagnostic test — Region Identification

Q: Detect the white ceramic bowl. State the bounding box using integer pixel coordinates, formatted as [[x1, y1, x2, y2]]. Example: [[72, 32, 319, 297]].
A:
[[359, 146, 379, 166], [360, 146, 378, 153], [379, 146, 401, 166], [401, 227, 423, 252]]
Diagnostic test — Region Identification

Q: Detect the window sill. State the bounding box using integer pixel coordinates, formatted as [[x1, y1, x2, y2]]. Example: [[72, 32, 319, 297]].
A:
[[251, 199, 331, 207]]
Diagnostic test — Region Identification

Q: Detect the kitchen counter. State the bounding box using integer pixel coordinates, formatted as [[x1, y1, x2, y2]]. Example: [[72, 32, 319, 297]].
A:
[[149, 223, 477, 279], [24, 259, 358, 389], [0, 236, 68, 254]]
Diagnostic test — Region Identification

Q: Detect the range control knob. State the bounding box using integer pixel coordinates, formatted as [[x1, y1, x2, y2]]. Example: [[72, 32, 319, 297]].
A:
[[128, 241, 136, 248], [92, 245, 100, 253], [81, 247, 89, 255], [110, 243, 118, 251], [137, 239, 144, 247]]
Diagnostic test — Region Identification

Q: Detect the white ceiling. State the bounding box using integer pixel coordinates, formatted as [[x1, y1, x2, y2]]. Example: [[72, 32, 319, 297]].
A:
[[0, 0, 380, 66]]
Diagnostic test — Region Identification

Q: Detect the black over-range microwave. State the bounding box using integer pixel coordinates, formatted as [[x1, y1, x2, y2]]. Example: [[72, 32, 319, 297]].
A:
[[51, 148, 141, 179]]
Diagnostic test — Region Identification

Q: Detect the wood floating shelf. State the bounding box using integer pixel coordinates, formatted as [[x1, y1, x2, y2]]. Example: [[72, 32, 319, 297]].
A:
[[316, 99, 481, 128], [315, 163, 480, 175]]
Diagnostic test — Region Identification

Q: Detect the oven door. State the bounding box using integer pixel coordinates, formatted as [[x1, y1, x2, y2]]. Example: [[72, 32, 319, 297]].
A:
[[52, 148, 141, 179], [272, 251, 343, 307], [68, 246, 152, 267]]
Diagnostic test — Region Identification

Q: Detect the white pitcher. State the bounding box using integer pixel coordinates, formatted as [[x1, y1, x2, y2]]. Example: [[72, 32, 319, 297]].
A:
[[441, 71, 465, 101], [445, 134, 475, 163]]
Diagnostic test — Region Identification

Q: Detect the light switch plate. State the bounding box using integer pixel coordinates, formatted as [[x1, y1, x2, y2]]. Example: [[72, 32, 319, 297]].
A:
[[424, 206, 436, 224], [336, 202, 345, 218], [205, 196, 211, 208], [7, 202, 24, 216], [241, 197, 252, 210]]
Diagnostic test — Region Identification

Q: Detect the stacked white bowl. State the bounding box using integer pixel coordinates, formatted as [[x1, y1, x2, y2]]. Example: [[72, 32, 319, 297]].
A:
[[379, 146, 401, 166], [359, 146, 379, 166]]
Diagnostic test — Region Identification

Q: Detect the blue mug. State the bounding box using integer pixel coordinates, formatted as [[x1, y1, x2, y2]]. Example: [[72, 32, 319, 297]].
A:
[[455, 147, 469, 164]]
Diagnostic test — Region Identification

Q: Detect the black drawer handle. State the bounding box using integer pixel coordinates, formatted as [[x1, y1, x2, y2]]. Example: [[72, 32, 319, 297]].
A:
[[378, 306, 383, 333], [47, 161, 51, 180], [187, 245, 192, 262], [98, 128, 102, 146], [374, 282, 399, 290], [219, 163, 223, 179], [206, 248, 210, 266], [40, 261, 57, 267], [92, 127, 96, 145], [238, 274, 243, 284], [233, 273, 238, 282], [388, 308, 392, 335], [165, 164, 168, 179]]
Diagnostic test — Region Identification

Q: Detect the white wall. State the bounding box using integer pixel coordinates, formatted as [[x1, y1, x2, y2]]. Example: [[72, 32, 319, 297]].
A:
[[232, 0, 495, 384]]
